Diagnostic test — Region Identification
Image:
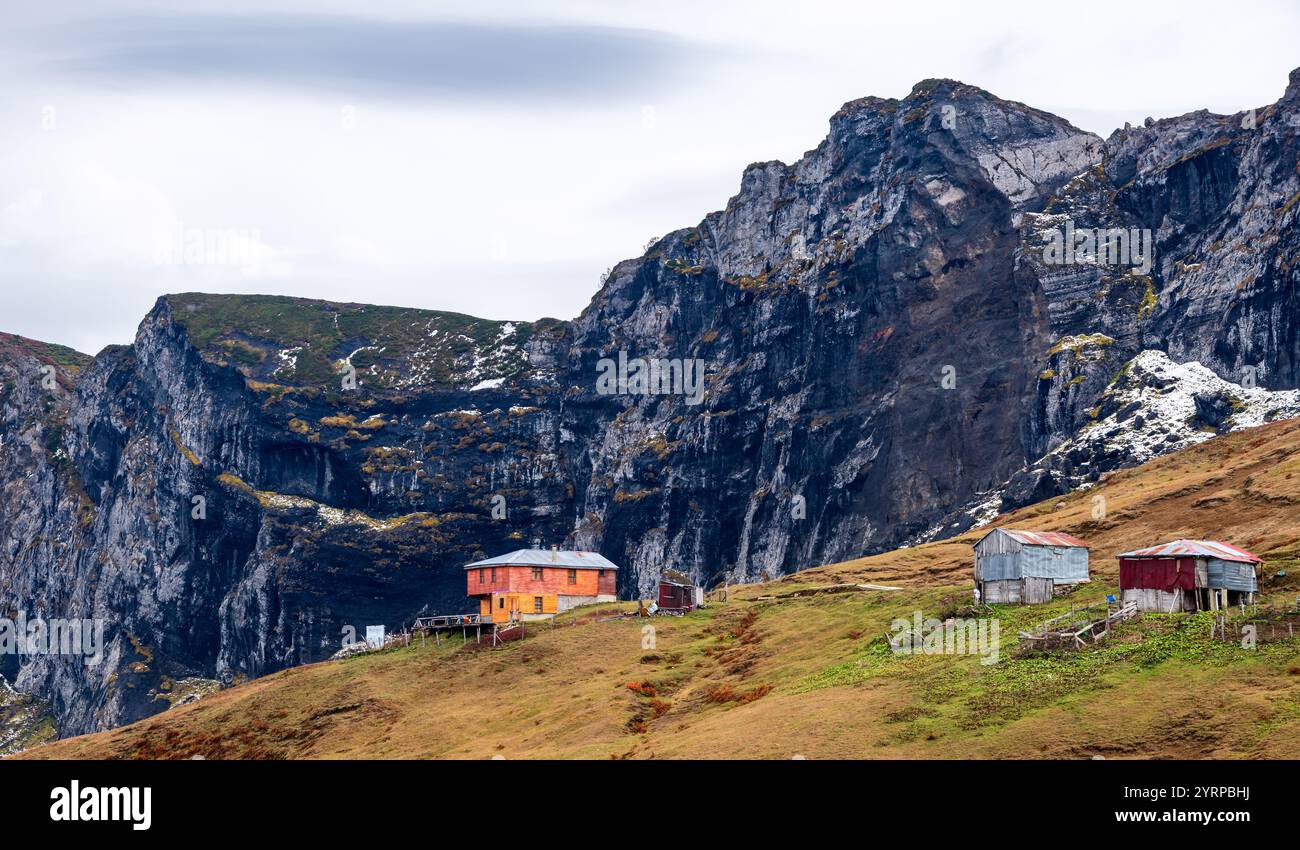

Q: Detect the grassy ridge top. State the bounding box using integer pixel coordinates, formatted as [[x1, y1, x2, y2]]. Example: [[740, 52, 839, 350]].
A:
[[163, 293, 566, 391], [20, 418, 1300, 760], [0, 332, 93, 376]]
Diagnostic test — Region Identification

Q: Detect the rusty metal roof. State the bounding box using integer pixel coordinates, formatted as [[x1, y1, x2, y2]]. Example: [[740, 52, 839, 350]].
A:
[[1117, 540, 1262, 563], [980, 528, 1090, 548], [464, 549, 619, 570]]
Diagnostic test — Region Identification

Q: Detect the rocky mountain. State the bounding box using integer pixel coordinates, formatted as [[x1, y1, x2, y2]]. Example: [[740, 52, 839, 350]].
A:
[[2, 68, 1299, 738]]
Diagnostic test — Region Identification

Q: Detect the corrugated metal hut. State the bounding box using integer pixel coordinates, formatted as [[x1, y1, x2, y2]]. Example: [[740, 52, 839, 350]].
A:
[[657, 569, 703, 612], [1117, 540, 1261, 612], [972, 529, 1091, 605]]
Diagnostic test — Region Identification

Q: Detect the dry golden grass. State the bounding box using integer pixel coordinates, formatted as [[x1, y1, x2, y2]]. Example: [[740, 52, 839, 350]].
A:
[[18, 420, 1300, 760]]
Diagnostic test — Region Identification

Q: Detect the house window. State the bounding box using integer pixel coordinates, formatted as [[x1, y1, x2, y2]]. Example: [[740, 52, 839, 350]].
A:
[[568, 569, 577, 584], [498, 598, 505, 609], [599, 570, 606, 578], [479, 568, 486, 584], [534, 596, 544, 613], [532, 567, 543, 581], [491, 567, 497, 582]]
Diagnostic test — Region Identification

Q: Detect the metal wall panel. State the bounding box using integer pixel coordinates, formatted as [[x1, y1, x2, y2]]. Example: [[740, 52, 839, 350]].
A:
[[976, 546, 1089, 583], [973, 529, 1024, 557], [1019, 545, 1090, 582], [976, 552, 1021, 581], [1206, 558, 1258, 592]]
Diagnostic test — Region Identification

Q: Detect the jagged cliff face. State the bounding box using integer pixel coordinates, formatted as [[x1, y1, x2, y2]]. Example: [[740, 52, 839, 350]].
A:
[[1, 302, 577, 734], [563, 80, 1100, 592], [996, 69, 1300, 513], [2, 70, 1299, 736]]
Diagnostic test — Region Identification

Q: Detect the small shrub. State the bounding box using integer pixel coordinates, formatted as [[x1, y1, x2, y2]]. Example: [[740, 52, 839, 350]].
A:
[[706, 685, 735, 703]]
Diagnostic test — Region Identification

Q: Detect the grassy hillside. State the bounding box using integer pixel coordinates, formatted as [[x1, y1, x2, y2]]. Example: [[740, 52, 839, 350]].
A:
[[18, 418, 1300, 760], [0, 333, 93, 394], [163, 293, 565, 390], [0, 332, 93, 373]]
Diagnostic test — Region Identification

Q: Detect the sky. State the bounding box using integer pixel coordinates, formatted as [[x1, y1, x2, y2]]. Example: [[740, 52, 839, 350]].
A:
[[1, 0, 1298, 354]]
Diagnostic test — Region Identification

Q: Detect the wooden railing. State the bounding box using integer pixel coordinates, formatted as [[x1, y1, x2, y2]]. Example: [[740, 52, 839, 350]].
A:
[[1019, 601, 1139, 649], [411, 613, 490, 631]]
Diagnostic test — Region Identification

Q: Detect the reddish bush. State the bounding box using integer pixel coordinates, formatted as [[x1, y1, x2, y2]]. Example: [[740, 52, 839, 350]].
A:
[[705, 684, 735, 703], [707, 682, 772, 705]]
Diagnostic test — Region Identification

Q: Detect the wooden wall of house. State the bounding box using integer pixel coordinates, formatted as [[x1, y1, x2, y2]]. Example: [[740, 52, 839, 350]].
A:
[[658, 583, 692, 609], [479, 591, 559, 622], [1122, 587, 1195, 613], [1023, 576, 1054, 604], [467, 566, 614, 598], [978, 579, 1022, 604]]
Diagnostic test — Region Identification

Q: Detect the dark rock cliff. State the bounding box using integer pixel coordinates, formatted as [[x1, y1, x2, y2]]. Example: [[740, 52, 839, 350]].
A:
[[2, 70, 1298, 736]]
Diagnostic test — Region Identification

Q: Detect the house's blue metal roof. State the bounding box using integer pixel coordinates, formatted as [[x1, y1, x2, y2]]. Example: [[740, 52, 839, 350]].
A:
[[464, 549, 618, 570]]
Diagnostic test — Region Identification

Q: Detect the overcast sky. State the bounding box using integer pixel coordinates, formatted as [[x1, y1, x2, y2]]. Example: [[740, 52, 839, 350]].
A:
[[2, 0, 1298, 354]]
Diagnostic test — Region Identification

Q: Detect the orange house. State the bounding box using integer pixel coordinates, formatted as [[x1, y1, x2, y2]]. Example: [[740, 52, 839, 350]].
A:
[[465, 548, 619, 623]]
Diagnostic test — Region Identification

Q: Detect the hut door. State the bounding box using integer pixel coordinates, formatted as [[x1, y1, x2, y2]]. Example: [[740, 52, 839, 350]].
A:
[[1024, 577, 1054, 605]]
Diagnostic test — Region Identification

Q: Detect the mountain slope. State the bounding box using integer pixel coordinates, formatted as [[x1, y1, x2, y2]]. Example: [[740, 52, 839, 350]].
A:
[[20, 417, 1300, 760]]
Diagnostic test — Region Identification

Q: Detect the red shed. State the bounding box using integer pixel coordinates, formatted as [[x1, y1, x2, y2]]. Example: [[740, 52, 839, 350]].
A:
[[1118, 539, 1261, 612], [657, 569, 703, 612]]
